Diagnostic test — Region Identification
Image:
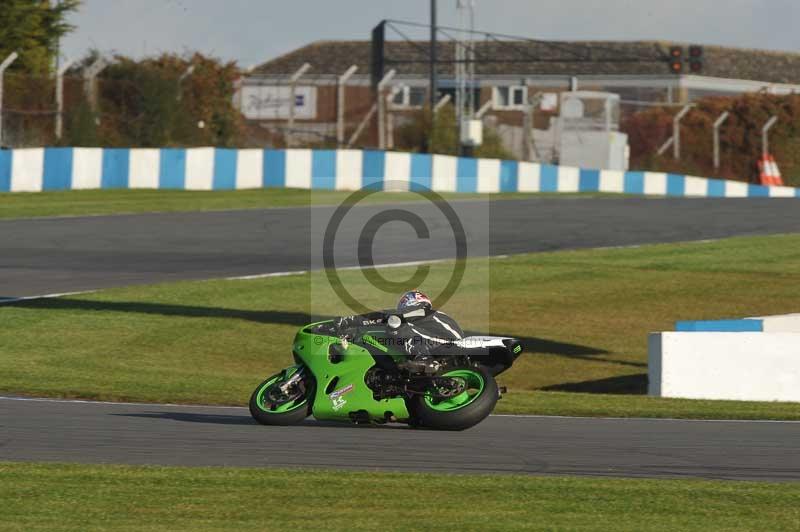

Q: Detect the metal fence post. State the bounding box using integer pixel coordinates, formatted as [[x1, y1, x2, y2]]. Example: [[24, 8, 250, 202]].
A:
[[475, 99, 492, 119], [376, 69, 395, 150], [762, 115, 778, 157], [337, 65, 357, 146], [83, 57, 108, 114], [55, 58, 74, 140], [433, 93, 451, 113], [712, 111, 729, 170], [286, 63, 310, 148], [385, 87, 402, 150], [0, 51, 19, 146], [673, 105, 692, 159], [176, 65, 195, 102]]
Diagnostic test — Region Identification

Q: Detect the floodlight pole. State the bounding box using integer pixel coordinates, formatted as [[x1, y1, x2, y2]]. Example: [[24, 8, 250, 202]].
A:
[[0, 51, 19, 146], [337, 65, 358, 146], [429, 0, 437, 110], [712, 111, 729, 170], [377, 68, 395, 149], [673, 104, 692, 159], [762, 115, 778, 157], [55, 58, 74, 140], [286, 62, 310, 148]]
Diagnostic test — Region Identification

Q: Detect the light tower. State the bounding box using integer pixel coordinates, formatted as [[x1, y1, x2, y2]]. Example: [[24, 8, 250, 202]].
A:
[[456, 0, 480, 155]]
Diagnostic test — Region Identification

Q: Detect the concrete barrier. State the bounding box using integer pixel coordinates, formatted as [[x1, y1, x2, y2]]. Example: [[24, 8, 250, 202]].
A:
[[1, 147, 799, 197], [649, 314, 800, 402]]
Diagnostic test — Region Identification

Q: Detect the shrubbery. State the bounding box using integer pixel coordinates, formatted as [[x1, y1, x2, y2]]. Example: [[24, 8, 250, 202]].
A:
[[63, 52, 245, 148], [395, 104, 512, 160], [625, 93, 800, 186]]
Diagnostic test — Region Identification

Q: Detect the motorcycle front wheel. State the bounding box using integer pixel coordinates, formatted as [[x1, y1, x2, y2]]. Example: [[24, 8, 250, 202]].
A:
[[408, 365, 498, 431], [249, 366, 315, 426]]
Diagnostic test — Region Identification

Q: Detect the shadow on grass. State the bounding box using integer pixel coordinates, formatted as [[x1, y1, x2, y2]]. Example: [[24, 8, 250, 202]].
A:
[[11, 298, 625, 367], [9, 297, 317, 327], [10, 297, 644, 397], [465, 330, 645, 369], [541, 373, 648, 395]]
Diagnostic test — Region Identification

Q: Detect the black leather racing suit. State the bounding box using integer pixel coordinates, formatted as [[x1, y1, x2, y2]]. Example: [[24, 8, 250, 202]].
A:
[[333, 309, 464, 359]]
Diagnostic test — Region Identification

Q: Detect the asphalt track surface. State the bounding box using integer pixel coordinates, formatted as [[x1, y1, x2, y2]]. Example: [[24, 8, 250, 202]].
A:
[[2, 196, 800, 298], [3, 196, 800, 480], [2, 397, 799, 481]]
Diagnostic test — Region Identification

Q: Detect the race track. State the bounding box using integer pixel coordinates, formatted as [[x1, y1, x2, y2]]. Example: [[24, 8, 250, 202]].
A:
[[3, 197, 800, 298], [2, 397, 799, 481], [3, 196, 800, 480]]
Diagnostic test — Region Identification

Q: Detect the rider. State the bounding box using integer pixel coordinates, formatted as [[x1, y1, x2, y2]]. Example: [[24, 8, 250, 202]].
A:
[[332, 290, 464, 372]]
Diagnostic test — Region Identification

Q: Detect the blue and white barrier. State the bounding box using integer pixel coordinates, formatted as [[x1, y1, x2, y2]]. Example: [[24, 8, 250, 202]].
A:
[[1, 147, 799, 197], [649, 313, 800, 402], [676, 314, 800, 332]]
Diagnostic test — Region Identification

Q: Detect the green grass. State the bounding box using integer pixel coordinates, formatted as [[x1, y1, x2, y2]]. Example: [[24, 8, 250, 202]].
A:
[[2, 234, 800, 419], [499, 390, 800, 420], [0, 188, 609, 219], [1, 462, 798, 531]]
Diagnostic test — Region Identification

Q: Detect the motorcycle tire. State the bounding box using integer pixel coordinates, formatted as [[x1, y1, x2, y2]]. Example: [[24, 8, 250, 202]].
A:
[[408, 365, 498, 431], [249, 368, 315, 426]]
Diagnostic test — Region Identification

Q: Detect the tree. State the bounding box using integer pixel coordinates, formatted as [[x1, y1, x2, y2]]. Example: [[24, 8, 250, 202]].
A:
[[64, 51, 245, 147], [396, 104, 512, 159], [0, 0, 81, 74]]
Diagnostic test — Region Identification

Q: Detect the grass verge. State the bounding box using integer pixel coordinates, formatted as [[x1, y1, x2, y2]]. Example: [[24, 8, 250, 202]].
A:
[[2, 234, 800, 419], [1, 462, 798, 532], [0, 188, 608, 219]]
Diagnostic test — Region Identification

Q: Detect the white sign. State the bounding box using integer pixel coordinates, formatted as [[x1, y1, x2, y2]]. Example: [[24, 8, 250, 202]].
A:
[[240, 85, 317, 120], [540, 93, 558, 112]]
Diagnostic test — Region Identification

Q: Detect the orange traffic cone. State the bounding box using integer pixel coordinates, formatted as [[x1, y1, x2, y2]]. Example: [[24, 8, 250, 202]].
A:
[[758, 154, 784, 186]]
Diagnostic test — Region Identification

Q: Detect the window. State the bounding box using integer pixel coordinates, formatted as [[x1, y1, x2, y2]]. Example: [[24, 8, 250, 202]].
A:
[[493, 85, 527, 109], [390, 86, 426, 108], [408, 86, 427, 107]]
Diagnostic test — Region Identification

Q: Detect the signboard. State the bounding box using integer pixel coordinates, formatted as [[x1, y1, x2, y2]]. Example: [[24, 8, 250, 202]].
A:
[[540, 93, 558, 112], [240, 85, 317, 120]]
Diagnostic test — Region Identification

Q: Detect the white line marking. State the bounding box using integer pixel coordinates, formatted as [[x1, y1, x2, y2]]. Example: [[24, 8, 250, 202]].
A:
[[0, 290, 96, 305], [224, 257, 456, 281], [490, 413, 800, 424], [0, 395, 246, 410], [2, 395, 799, 424], [226, 270, 307, 280]]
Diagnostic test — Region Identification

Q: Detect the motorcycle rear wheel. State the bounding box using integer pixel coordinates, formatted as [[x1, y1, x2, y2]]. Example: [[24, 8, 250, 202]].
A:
[[249, 367, 315, 426], [408, 365, 498, 431]]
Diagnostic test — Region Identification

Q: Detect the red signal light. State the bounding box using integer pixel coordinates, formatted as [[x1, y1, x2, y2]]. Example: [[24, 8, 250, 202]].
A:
[[670, 46, 683, 58]]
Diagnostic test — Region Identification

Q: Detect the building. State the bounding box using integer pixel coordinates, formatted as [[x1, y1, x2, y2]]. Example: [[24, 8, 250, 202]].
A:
[[240, 38, 800, 158]]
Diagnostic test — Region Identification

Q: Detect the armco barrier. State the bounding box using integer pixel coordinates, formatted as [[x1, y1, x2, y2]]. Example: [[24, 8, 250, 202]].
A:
[[649, 314, 800, 402], [1, 147, 800, 197]]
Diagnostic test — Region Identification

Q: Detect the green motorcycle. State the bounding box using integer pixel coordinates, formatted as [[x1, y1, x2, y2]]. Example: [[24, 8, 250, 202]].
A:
[[249, 314, 523, 431]]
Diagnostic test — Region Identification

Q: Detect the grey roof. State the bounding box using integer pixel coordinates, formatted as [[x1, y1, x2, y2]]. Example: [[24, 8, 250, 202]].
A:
[[252, 40, 800, 84]]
